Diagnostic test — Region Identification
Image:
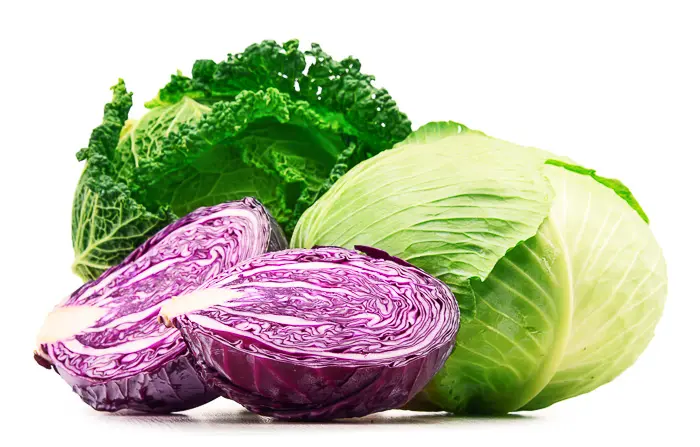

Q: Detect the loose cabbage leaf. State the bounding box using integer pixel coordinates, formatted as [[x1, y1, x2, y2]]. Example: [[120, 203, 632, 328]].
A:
[[71, 40, 411, 281]]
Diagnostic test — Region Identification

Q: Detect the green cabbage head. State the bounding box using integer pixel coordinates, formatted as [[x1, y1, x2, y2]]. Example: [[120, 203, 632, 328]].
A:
[[291, 122, 667, 413], [71, 40, 411, 281]]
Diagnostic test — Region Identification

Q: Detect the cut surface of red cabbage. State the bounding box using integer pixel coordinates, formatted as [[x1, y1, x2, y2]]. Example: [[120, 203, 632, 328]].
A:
[[36, 198, 286, 413], [161, 246, 459, 420]]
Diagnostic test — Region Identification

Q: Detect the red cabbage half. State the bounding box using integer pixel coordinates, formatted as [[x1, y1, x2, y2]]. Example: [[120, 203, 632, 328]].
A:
[[36, 198, 286, 413], [159, 246, 459, 420]]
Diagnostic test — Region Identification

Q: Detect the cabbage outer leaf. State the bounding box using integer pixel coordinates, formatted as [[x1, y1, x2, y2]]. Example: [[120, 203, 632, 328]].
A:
[[71, 81, 173, 281], [393, 121, 480, 147], [292, 126, 556, 319], [521, 164, 666, 409], [71, 172, 171, 281], [410, 215, 574, 413], [416, 158, 666, 413], [414, 157, 667, 412]]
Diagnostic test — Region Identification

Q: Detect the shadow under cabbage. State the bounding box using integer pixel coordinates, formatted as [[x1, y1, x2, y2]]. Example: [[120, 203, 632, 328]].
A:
[[104, 408, 533, 427]]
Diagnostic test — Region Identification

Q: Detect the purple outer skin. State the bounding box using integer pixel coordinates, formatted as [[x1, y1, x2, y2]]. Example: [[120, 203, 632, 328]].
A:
[[55, 352, 218, 413], [353, 245, 417, 268], [38, 198, 287, 413], [179, 324, 454, 420], [171, 247, 459, 420]]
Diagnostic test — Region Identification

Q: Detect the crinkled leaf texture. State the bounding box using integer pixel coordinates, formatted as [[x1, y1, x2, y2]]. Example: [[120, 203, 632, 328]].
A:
[[39, 198, 287, 413], [72, 40, 411, 281], [162, 246, 459, 420], [291, 121, 667, 414], [71, 81, 175, 281]]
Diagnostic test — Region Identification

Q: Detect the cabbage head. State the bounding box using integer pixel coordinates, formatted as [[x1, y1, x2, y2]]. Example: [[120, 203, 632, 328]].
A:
[[291, 121, 667, 413], [71, 40, 411, 281]]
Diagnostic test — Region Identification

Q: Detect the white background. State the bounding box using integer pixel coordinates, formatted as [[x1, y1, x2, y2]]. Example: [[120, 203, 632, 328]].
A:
[[2, 1, 698, 445]]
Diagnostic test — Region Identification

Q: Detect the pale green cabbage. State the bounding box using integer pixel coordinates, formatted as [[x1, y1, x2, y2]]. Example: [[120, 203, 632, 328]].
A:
[[291, 121, 667, 413]]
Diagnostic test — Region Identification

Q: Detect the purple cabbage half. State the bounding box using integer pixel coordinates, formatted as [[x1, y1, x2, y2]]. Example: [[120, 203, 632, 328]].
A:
[[159, 246, 460, 420], [35, 198, 286, 413]]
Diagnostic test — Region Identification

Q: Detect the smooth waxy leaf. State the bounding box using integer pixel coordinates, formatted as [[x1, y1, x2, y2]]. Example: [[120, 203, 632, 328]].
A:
[[393, 120, 478, 147], [411, 218, 573, 413], [292, 126, 556, 316], [521, 164, 666, 409]]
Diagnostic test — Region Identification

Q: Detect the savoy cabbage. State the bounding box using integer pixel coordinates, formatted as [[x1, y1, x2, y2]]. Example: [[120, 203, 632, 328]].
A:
[[71, 40, 411, 281]]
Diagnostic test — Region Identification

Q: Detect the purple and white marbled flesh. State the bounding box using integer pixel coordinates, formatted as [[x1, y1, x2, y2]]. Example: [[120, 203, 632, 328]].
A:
[[160, 246, 459, 420], [36, 198, 286, 413]]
